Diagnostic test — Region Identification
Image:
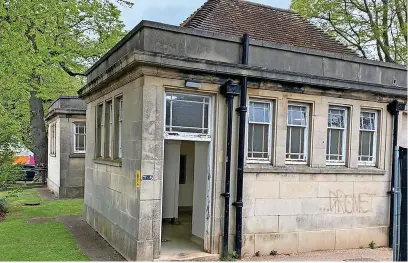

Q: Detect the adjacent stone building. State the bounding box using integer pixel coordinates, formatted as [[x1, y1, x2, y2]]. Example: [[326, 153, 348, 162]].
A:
[[78, 0, 407, 260], [45, 96, 87, 198]]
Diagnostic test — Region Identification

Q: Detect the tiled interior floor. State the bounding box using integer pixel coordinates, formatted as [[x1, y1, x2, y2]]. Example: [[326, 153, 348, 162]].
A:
[[161, 210, 202, 254]]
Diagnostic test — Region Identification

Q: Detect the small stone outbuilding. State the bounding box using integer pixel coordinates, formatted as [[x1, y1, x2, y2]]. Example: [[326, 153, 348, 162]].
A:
[[78, 0, 407, 261], [45, 96, 87, 198]]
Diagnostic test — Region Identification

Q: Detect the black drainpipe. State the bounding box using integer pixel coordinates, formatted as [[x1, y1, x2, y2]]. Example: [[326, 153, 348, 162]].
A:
[[233, 33, 249, 258], [387, 99, 406, 260], [220, 79, 240, 258]]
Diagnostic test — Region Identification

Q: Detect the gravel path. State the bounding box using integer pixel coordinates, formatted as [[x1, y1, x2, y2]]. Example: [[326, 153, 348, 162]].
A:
[[242, 247, 392, 261]]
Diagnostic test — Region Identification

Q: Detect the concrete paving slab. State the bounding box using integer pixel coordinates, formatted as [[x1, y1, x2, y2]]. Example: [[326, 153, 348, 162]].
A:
[[36, 187, 58, 201], [57, 215, 125, 261]]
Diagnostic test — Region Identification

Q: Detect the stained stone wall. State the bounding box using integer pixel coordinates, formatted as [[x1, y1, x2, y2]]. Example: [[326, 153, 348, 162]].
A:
[[80, 64, 406, 261], [82, 75, 165, 260], [46, 105, 86, 198]]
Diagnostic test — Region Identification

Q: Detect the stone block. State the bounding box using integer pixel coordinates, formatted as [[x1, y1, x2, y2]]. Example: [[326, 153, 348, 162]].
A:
[[316, 214, 353, 230], [280, 182, 318, 198], [335, 226, 388, 249], [318, 182, 353, 197], [336, 174, 373, 181], [354, 182, 389, 197], [255, 199, 300, 216], [279, 215, 319, 232], [245, 181, 279, 199], [137, 220, 153, 241], [298, 230, 335, 252], [241, 234, 255, 257], [139, 200, 153, 220], [300, 174, 337, 182], [140, 180, 154, 200], [243, 216, 278, 234], [254, 232, 298, 255], [255, 173, 299, 182], [243, 198, 255, 217]]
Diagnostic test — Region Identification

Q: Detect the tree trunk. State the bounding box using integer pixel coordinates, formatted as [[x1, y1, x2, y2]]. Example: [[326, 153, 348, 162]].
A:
[[29, 91, 48, 184]]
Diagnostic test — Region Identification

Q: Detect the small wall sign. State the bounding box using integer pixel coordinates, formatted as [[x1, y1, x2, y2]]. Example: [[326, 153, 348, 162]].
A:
[[136, 170, 141, 188], [142, 175, 153, 181]]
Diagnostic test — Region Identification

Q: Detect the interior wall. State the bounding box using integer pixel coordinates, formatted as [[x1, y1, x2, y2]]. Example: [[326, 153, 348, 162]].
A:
[[179, 141, 195, 207], [192, 141, 209, 240], [162, 140, 180, 219]]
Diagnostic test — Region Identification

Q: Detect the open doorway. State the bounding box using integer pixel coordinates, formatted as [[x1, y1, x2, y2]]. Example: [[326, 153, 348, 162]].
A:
[[161, 140, 210, 255]]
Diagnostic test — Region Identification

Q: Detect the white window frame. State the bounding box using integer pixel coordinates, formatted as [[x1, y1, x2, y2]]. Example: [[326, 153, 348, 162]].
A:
[[73, 122, 86, 153], [358, 109, 378, 166], [96, 103, 104, 158], [246, 99, 273, 163], [118, 97, 123, 158], [286, 103, 309, 164], [326, 107, 348, 165], [164, 92, 212, 141], [50, 122, 56, 156], [107, 101, 113, 158]]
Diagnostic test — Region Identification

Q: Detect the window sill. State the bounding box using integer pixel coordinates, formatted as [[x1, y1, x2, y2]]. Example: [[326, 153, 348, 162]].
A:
[[70, 153, 85, 158], [244, 164, 385, 175], [94, 158, 122, 167], [49, 154, 56, 157]]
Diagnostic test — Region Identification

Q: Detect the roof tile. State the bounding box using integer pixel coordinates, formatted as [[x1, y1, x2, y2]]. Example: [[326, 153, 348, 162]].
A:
[[181, 0, 356, 56]]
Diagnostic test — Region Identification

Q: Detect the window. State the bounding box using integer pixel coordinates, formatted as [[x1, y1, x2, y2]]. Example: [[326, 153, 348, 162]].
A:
[[359, 110, 378, 165], [286, 104, 309, 163], [74, 123, 86, 153], [165, 93, 210, 134], [105, 100, 113, 158], [50, 123, 56, 156], [115, 96, 123, 159], [326, 107, 348, 164], [247, 101, 272, 161], [96, 104, 103, 157]]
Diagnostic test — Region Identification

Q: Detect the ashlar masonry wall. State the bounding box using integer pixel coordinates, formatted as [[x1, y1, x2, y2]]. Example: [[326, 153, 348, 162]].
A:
[[240, 87, 394, 256], [83, 72, 165, 260]]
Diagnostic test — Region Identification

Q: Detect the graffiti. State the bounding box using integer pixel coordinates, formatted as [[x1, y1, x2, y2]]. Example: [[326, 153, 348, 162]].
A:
[[328, 190, 371, 214]]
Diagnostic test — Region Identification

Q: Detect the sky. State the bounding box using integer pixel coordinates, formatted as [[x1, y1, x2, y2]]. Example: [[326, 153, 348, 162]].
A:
[[119, 0, 291, 30]]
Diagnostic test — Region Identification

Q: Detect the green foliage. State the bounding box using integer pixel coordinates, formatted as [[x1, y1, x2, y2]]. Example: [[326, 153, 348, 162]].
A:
[[0, 0, 133, 152], [221, 251, 238, 261], [369, 240, 376, 249], [291, 0, 407, 65], [0, 152, 23, 190], [0, 198, 9, 213]]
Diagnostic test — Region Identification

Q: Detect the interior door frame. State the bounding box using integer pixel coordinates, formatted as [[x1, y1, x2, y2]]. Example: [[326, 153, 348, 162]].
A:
[[161, 90, 215, 254]]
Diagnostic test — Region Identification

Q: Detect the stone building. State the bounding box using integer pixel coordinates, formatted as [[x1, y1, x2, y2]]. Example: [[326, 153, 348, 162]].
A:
[[78, 0, 407, 260], [45, 96, 87, 198]]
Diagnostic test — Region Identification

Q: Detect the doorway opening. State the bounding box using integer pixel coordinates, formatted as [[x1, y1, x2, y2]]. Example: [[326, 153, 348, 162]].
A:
[[161, 140, 210, 255]]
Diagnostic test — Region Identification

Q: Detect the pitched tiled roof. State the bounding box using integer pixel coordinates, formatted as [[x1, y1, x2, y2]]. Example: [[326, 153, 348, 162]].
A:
[[181, 0, 356, 56]]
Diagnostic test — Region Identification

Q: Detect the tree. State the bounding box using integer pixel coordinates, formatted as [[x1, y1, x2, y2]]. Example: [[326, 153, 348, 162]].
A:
[[0, 0, 132, 181], [291, 0, 407, 65]]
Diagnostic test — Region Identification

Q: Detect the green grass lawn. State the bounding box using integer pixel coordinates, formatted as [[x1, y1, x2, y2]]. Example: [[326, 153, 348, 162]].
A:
[[0, 187, 89, 261]]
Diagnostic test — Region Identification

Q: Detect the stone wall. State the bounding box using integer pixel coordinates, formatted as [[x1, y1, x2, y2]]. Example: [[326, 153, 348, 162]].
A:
[[82, 74, 165, 260], [241, 172, 389, 256]]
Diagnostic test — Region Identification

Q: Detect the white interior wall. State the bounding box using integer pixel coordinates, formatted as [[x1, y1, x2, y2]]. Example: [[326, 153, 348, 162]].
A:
[[179, 141, 195, 207], [192, 141, 209, 240], [47, 118, 60, 187], [162, 140, 180, 219]]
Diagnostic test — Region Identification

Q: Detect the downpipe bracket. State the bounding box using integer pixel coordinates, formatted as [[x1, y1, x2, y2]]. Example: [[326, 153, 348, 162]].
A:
[[232, 201, 243, 207]]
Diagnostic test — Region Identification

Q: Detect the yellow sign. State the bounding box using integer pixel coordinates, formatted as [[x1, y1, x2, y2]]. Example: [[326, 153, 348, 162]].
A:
[[136, 170, 141, 188]]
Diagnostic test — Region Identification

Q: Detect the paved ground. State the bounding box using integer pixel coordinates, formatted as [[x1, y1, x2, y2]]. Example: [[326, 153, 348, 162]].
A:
[[58, 215, 126, 261], [36, 187, 58, 201], [242, 247, 392, 261]]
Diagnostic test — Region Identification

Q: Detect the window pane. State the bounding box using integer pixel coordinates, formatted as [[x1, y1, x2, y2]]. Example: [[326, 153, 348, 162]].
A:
[[360, 112, 375, 130], [172, 100, 203, 128], [291, 126, 304, 154], [78, 135, 85, 149], [288, 105, 307, 126], [249, 102, 270, 123], [328, 109, 345, 128], [166, 93, 209, 134], [329, 129, 341, 155], [360, 131, 373, 156], [252, 124, 264, 153]]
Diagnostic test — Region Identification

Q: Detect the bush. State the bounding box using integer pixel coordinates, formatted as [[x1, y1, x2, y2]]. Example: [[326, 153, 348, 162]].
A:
[[0, 152, 24, 190], [0, 198, 9, 214]]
